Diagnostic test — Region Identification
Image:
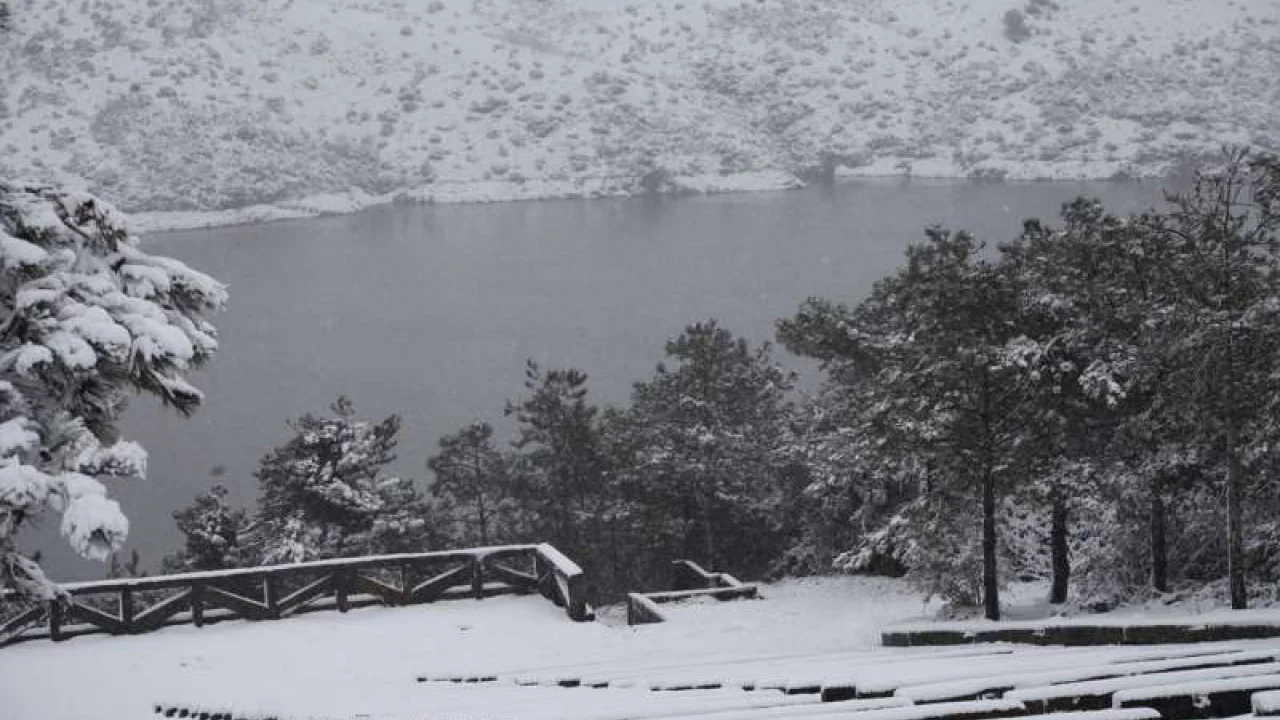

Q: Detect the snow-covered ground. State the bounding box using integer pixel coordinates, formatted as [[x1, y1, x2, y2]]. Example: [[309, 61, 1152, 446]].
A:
[[1, 0, 1277, 231], [0, 576, 933, 720], [7, 575, 1280, 720]]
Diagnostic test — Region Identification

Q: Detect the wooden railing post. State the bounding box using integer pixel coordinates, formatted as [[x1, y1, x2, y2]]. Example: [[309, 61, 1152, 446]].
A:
[[335, 571, 350, 613], [400, 563, 412, 604], [120, 588, 134, 633], [48, 599, 64, 642], [263, 576, 278, 619], [471, 556, 485, 600], [191, 582, 205, 628], [564, 572, 587, 622]]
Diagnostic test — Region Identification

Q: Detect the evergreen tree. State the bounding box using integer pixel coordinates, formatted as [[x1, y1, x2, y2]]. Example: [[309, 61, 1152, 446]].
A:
[[1139, 149, 1280, 608], [163, 484, 251, 572], [781, 229, 1035, 619], [0, 183, 225, 599], [427, 421, 515, 546], [504, 361, 608, 557], [1004, 150, 1280, 607], [252, 397, 428, 563], [0, 2, 11, 33], [623, 320, 796, 576]]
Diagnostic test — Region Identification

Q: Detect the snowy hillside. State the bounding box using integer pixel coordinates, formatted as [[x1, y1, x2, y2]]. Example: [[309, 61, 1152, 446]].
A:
[[1, 0, 1278, 229]]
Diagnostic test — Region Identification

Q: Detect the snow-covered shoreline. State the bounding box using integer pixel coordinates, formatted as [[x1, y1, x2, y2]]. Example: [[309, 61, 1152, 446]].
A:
[[130, 162, 1168, 235], [4, 0, 1275, 233]]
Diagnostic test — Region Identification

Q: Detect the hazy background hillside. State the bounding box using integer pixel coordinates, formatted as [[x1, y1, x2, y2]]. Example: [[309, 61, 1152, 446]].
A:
[[1, 0, 1277, 222]]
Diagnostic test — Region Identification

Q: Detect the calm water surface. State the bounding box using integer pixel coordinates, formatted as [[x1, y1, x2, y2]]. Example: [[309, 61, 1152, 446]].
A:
[[30, 178, 1173, 579]]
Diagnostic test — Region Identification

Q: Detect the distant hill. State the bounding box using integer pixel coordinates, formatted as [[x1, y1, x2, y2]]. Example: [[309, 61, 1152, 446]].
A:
[[0, 0, 1277, 225]]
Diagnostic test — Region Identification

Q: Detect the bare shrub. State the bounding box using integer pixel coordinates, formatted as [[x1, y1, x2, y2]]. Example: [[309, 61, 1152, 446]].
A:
[[1003, 9, 1032, 43]]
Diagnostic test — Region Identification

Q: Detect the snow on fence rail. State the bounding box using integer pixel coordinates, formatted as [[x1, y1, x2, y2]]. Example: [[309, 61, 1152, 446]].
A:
[[626, 560, 759, 626], [0, 543, 590, 647]]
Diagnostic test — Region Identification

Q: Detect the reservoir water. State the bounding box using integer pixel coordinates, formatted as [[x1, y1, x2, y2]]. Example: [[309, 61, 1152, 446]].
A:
[[30, 178, 1174, 580]]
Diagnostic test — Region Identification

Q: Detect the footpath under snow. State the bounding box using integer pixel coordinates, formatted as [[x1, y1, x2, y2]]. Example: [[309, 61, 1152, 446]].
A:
[[1, 0, 1278, 231]]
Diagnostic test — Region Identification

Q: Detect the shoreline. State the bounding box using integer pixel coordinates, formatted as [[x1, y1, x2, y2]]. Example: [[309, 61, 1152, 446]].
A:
[[133, 161, 1176, 236]]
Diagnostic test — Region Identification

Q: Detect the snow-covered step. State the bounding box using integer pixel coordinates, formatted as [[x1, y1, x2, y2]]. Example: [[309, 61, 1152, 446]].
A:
[[1255, 690, 1280, 717], [846, 646, 1156, 698], [1018, 711, 1160, 720], [493, 645, 1018, 693], [159, 685, 822, 720], [900, 649, 1280, 703], [719, 698, 1026, 720], [1006, 662, 1280, 713], [628, 696, 911, 720], [1113, 674, 1280, 719]]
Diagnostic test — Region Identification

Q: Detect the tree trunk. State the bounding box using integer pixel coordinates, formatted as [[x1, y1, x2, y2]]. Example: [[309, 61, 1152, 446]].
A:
[[982, 470, 1000, 621], [1226, 419, 1247, 609], [701, 490, 717, 569], [474, 447, 489, 546], [1049, 491, 1070, 604], [1150, 491, 1168, 593]]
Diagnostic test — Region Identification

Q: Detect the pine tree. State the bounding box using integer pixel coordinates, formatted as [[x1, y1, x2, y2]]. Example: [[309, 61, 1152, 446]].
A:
[[0, 2, 11, 33], [997, 205, 1159, 604], [1006, 150, 1280, 607], [163, 484, 251, 572], [504, 361, 608, 556], [781, 229, 1035, 619], [252, 397, 428, 563], [427, 421, 515, 546], [624, 320, 797, 576], [0, 183, 226, 599], [1140, 149, 1280, 608]]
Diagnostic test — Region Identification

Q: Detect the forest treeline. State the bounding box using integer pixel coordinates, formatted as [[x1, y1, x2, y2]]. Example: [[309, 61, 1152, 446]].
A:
[[163, 149, 1280, 619]]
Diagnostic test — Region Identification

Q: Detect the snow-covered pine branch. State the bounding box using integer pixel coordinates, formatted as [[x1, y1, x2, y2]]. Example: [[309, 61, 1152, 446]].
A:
[[0, 182, 226, 599]]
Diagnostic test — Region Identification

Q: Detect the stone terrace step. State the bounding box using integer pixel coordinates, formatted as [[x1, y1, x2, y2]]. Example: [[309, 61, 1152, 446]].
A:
[[1114, 674, 1280, 719], [900, 649, 1280, 704], [884, 616, 1280, 648], [1007, 662, 1280, 713]]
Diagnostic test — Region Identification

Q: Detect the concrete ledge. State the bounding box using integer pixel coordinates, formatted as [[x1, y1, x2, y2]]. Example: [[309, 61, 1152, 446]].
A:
[[884, 617, 1280, 647]]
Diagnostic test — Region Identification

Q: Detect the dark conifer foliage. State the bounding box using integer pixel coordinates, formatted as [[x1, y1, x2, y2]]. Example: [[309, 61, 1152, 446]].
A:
[[427, 421, 514, 546], [164, 485, 251, 572]]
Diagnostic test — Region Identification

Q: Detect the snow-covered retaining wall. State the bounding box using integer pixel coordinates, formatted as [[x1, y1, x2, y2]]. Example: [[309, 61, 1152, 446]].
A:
[[883, 613, 1280, 647], [626, 560, 760, 626]]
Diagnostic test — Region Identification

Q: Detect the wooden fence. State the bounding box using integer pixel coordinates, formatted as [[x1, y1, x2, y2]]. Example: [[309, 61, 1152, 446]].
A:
[[0, 543, 589, 648], [626, 559, 759, 626]]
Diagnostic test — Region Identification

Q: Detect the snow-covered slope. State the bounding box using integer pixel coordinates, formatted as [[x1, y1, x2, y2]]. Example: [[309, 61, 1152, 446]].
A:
[[1, 0, 1277, 229]]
